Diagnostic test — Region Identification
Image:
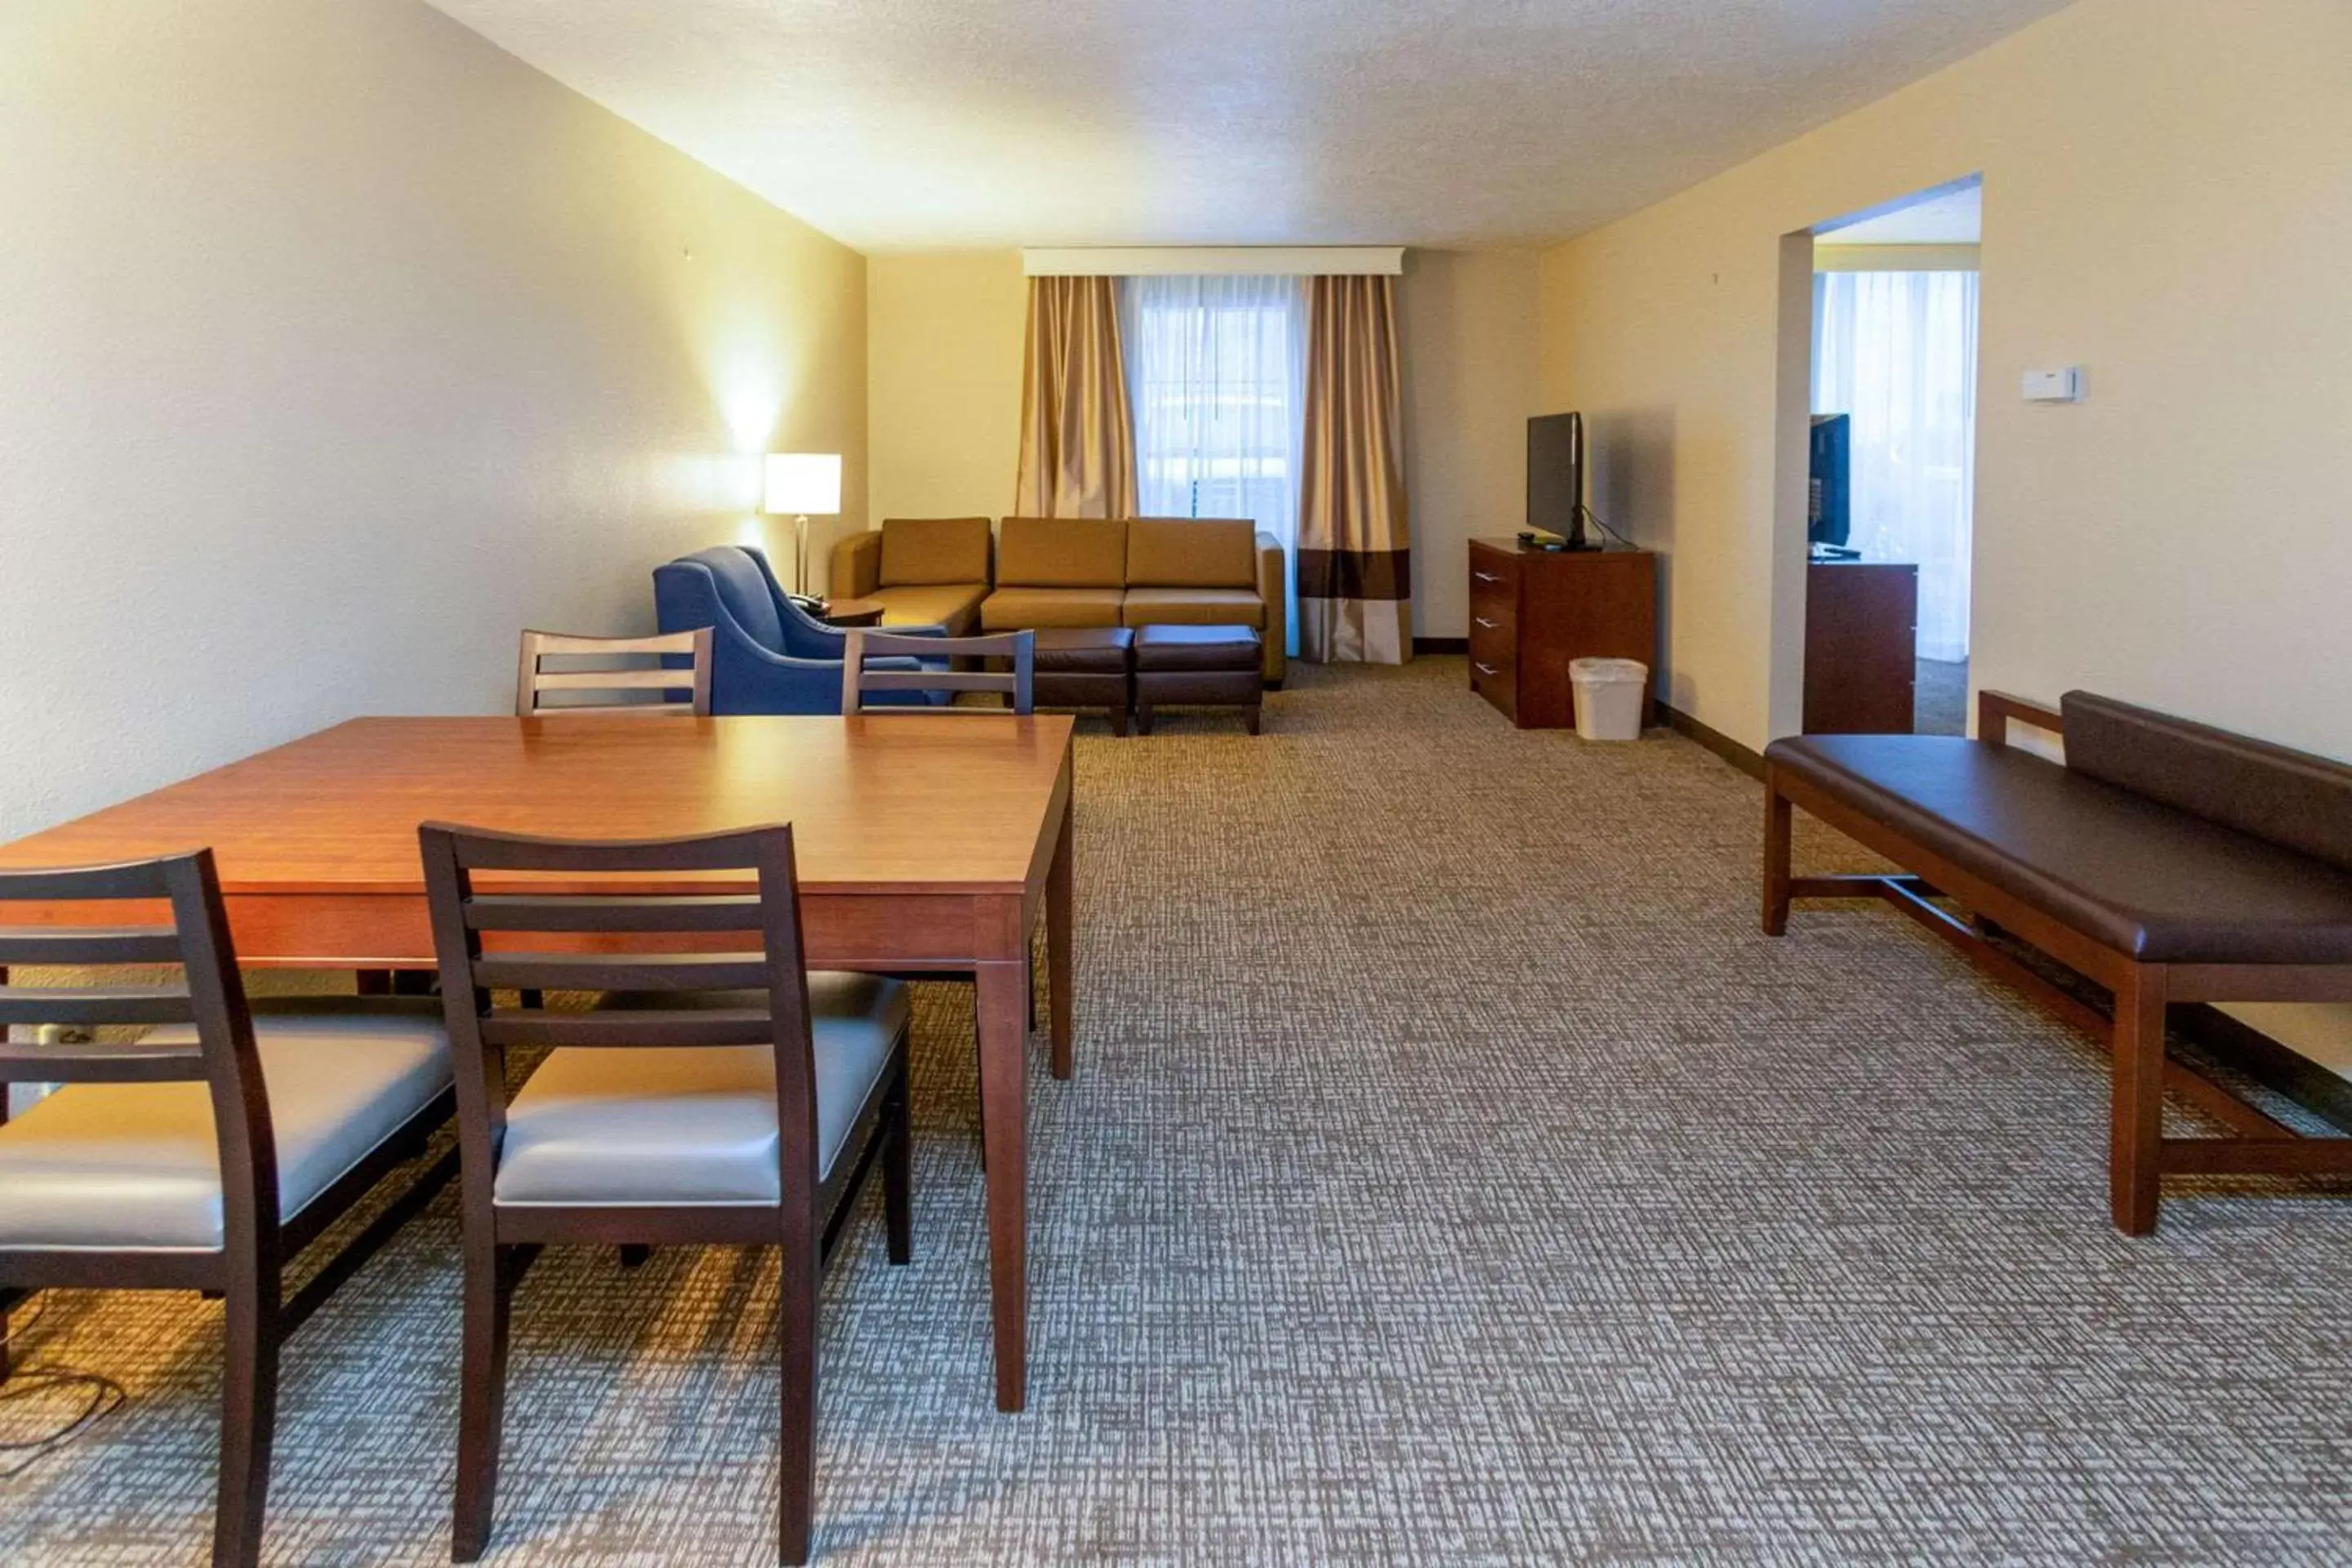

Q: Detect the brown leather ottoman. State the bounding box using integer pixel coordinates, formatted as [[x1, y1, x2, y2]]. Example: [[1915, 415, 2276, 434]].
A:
[[1133, 624, 1263, 735], [1032, 627, 1134, 736]]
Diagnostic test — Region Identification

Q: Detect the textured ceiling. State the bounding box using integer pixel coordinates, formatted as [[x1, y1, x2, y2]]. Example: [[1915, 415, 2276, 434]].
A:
[[425, 0, 2069, 251]]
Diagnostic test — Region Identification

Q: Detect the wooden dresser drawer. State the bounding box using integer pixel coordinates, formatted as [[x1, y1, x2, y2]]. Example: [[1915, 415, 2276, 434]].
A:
[[1469, 646, 1517, 719], [1468, 551, 1518, 608], [1469, 599, 1516, 644]]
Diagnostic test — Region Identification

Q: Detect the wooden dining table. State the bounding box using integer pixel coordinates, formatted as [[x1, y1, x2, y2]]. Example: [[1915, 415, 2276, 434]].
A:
[[0, 711, 1076, 1412]]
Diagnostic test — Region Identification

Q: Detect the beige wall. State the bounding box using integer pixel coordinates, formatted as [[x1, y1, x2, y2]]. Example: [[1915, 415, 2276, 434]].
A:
[[863, 248, 1542, 639], [1539, 0, 2352, 759], [1538, 0, 2352, 1069], [866, 252, 1029, 527], [1400, 250, 1544, 640], [0, 0, 866, 840]]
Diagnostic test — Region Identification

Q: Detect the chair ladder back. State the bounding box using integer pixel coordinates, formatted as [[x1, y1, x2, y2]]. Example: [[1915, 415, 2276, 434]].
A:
[[840, 628, 1035, 715], [417, 822, 825, 1194], [0, 850, 281, 1263], [515, 627, 714, 717]]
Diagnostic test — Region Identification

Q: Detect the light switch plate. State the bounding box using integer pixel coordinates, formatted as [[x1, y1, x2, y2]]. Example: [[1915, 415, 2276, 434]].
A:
[[2022, 366, 2085, 403]]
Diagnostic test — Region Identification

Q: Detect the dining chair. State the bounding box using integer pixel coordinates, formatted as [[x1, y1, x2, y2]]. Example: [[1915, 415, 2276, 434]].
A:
[[840, 629, 1035, 715], [0, 851, 456, 1568], [514, 626, 714, 716], [417, 821, 913, 1566]]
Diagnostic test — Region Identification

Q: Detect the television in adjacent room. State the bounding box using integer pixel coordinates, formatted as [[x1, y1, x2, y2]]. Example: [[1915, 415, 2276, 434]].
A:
[[1809, 413, 1851, 549], [1526, 412, 1588, 548]]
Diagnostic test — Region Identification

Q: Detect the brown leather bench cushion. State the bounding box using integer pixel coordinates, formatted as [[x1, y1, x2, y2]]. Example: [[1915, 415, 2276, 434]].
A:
[[1766, 733, 2352, 964], [2063, 691, 2352, 874]]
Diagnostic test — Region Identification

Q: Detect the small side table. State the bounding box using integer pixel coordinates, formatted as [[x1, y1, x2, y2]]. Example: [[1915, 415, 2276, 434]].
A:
[[821, 598, 885, 628]]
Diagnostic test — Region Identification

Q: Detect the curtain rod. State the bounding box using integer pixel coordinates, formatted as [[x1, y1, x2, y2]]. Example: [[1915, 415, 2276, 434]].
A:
[[1022, 247, 1405, 277]]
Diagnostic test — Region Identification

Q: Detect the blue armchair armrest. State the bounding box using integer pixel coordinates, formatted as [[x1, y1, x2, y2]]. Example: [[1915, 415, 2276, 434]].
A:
[[654, 546, 947, 715]]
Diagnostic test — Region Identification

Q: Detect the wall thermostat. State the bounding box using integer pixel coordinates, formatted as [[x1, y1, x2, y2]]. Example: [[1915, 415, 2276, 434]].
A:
[[2022, 367, 2085, 403]]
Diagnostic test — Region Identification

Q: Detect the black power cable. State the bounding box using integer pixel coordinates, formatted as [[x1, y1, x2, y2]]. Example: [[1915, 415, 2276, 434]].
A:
[[0, 1298, 128, 1479]]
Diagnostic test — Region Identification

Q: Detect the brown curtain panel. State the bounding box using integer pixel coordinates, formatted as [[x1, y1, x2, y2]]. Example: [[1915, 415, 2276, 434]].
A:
[[1013, 275, 1138, 519], [1296, 274, 1411, 663]]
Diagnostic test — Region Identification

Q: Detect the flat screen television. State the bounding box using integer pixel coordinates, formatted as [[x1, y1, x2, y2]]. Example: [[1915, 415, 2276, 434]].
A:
[[1809, 414, 1851, 548], [1526, 412, 1589, 549]]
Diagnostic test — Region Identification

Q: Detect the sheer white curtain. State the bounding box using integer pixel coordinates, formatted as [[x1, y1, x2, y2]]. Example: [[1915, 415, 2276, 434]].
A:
[[1812, 270, 1980, 662], [1120, 275, 1307, 655]]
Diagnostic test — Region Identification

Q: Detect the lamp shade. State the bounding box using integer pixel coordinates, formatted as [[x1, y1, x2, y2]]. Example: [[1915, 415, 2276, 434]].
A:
[[763, 452, 841, 516]]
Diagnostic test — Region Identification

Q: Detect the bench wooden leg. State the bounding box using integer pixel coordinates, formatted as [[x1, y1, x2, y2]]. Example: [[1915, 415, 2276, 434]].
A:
[[2111, 964, 2168, 1236], [1762, 774, 1793, 937]]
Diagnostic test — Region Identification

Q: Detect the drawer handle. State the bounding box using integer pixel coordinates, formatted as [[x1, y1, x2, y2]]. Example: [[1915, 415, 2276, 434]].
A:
[[1475, 617, 1499, 630], [1473, 572, 1502, 584], [1473, 662, 1499, 676]]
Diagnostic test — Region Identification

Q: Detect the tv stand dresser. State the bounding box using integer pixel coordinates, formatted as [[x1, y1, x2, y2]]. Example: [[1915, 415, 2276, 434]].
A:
[[1468, 538, 1658, 729]]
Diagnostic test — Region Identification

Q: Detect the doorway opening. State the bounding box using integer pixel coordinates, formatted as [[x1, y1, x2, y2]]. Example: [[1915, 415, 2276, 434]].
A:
[[1800, 176, 1981, 736]]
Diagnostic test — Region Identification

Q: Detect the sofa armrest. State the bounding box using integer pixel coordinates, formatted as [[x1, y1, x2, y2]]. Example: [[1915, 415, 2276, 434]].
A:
[[1255, 530, 1287, 686], [831, 530, 883, 598]]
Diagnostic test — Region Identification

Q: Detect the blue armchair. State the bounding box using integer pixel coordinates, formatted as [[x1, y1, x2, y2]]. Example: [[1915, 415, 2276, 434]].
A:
[[653, 546, 942, 715]]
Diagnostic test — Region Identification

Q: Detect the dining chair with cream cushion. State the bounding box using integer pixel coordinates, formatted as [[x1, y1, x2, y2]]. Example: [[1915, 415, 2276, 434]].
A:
[[418, 820, 912, 1566], [0, 850, 455, 1568]]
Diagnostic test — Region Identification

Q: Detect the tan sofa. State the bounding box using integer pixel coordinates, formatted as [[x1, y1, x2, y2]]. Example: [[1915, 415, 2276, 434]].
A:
[[828, 517, 992, 637], [982, 517, 1285, 684]]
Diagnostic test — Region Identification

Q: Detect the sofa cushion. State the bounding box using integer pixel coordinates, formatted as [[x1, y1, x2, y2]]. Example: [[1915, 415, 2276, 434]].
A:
[[868, 582, 987, 637], [982, 586, 1126, 630], [0, 1007, 452, 1251], [498, 973, 906, 1205], [2061, 691, 2352, 874], [1766, 733, 2352, 965], [1121, 586, 1265, 630], [998, 518, 1127, 587], [1125, 519, 1258, 588], [880, 518, 992, 587]]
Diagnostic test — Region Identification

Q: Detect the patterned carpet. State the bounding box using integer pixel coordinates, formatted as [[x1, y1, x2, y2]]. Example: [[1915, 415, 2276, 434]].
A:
[[5, 657, 2351, 1564], [1916, 657, 1968, 736]]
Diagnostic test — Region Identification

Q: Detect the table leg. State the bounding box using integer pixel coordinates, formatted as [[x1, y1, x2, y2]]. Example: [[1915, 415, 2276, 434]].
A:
[[975, 959, 1029, 1412], [1048, 794, 1074, 1081]]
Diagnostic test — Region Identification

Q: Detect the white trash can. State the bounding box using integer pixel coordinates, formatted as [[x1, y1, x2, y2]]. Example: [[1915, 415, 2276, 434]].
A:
[[1569, 657, 1649, 741]]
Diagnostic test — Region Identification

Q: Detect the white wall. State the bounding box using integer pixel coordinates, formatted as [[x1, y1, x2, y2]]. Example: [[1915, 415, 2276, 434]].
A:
[[0, 0, 867, 841]]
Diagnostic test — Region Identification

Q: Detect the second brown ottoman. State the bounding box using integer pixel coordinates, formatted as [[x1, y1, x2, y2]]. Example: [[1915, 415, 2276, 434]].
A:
[[1032, 627, 1134, 735], [1133, 624, 1263, 735]]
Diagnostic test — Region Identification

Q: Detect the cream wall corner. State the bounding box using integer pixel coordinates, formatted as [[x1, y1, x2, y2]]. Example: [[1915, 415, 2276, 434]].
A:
[[1536, 0, 2352, 1069], [1537, 0, 2352, 763], [1401, 249, 1544, 641], [862, 246, 1544, 641], [865, 251, 1028, 537]]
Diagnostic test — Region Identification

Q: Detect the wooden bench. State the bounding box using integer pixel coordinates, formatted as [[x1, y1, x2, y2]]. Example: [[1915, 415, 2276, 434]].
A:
[[1763, 689, 2352, 1233]]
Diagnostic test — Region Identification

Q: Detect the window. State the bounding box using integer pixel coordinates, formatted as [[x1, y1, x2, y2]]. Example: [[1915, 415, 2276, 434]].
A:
[[1812, 269, 1980, 662], [1121, 275, 1306, 652]]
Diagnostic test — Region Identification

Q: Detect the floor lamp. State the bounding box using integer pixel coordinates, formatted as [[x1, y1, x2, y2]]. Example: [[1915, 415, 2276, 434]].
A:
[[763, 452, 843, 598]]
